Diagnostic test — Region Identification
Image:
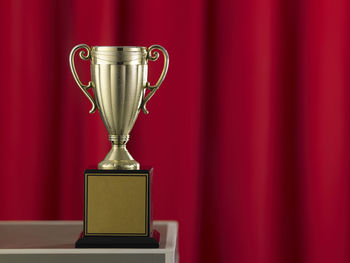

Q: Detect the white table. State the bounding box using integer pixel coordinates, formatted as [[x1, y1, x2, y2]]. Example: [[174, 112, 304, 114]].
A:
[[0, 220, 178, 263]]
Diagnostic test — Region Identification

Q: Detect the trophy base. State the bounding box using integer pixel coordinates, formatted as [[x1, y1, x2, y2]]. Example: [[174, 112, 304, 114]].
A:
[[80, 168, 157, 248], [75, 230, 160, 248]]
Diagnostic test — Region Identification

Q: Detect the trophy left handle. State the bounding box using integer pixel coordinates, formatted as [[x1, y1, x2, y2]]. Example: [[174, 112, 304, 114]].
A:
[[141, 45, 169, 114], [69, 44, 97, 114]]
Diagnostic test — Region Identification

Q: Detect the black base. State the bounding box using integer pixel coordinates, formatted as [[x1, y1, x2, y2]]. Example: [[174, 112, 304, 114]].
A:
[[75, 234, 160, 248]]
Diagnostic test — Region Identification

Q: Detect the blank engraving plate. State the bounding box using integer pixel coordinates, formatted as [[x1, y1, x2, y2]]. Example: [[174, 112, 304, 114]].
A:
[[85, 173, 149, 236]]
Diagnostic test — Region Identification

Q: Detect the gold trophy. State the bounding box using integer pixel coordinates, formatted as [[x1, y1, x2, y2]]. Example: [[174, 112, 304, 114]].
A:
[[69, 44, 169, 248]]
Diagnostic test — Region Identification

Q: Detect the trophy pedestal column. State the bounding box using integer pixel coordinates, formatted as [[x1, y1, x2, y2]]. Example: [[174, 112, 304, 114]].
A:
[[76, 168, 159, 248], [98, 135, 140, 170]]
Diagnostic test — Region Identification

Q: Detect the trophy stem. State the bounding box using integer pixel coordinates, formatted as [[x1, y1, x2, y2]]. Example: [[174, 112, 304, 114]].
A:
[[110, 135, 129, 146], [98, 135, 140, 170]]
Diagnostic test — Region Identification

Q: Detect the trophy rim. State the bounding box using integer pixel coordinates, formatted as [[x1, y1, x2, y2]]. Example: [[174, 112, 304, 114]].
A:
[[92, 46, 147, 52]]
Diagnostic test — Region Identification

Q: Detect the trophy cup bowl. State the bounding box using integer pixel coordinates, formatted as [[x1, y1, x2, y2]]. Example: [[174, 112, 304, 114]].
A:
[[69, 45, 169, 170]]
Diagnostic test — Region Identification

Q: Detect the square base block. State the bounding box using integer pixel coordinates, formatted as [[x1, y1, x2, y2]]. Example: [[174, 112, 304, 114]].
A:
[[77, 168, 158, 248]]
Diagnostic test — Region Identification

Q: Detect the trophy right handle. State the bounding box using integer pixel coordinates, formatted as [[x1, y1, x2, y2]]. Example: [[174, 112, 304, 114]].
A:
[[141, 45, 169, 114], [69, 44, 97, 114]]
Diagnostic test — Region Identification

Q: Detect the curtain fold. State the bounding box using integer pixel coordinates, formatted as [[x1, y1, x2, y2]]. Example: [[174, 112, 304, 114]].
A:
[[1, 0, 349, 262]]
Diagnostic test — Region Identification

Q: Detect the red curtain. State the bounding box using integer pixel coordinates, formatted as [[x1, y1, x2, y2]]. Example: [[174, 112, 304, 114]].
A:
[[1, 0, 349, 263]]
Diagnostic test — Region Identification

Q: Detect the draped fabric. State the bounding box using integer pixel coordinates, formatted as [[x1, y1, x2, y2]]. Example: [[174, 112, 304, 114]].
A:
[[1, 0, 349, 262]]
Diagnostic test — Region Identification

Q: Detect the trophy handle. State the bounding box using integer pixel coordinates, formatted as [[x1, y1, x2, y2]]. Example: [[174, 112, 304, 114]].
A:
[[69, 44, 97, 114], [141, 45, 169, 114]]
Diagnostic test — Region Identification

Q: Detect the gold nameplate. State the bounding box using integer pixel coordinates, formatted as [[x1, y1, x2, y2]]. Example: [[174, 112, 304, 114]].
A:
[[84, 173, 149, 236]]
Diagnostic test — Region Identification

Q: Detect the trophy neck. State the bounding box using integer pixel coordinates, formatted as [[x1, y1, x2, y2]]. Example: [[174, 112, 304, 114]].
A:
[[109, 135, 129, 146]]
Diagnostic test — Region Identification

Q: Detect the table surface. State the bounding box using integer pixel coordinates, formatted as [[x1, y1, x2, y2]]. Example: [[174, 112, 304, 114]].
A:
[[0, 220, 178, 263]]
